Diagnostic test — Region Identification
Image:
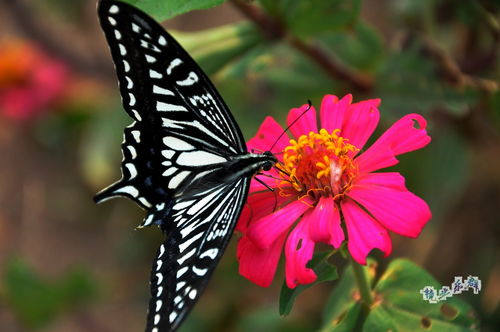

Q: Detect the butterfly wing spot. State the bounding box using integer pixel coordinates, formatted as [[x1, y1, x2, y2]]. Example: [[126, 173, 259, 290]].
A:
[[176, 281, 186, 291], [122, 60, 130, 72], [166, 58, 183, 75], [177, 151, 227, 167], [138, 197, 152, 208], [168, 171, 190, 189], [176, 247, 196, 265], [176, 266, 188, 279], [157, 286, 163, 297], [132, 22, 141, 33], [156, 101, 188, 112], [126, 145, 137, 159], [200, 248, 219, 259], [118, 44, 127, 55], [176, 72, 199, 86], [153, 85, 174, 96], [131, 109, 142, 121], [169, 312, 178, 323], [128, 93, 136, 106], [162, 167, 177, 177], [156, 272, 163, 285], [140, 40, 161, 52], [125, 76, 133, 88], [172, 200, 195, 211], [131, 130, 140, 142], [145, 54, 156, 63], [192, 266, 208, 277], [188, 289, 197, 300], [143, 214, 154, 226], [158, 36, 167, 46], [178, 232, 203, 253], [114, 29, 122, 40], [149, 69, 162, 79], [163, 136, 195, 151], [156, 202, 165, 210], [108, 16, 117, 26], [156, 260, 163, 271], [155, 300, 162, 312], [158, 244, 165, 258], [154, 314, 160, 325], [125, 163, 138, 178], [109, 4, 119, 14], [114, 185, 139, 197]]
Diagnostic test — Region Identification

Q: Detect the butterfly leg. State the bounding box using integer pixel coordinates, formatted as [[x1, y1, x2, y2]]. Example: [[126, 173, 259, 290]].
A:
[[254, 176, 274, 192]]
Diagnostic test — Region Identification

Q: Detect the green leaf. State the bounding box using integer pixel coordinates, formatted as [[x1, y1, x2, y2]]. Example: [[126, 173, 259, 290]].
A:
[[321, 259, 377, 331], [2, 258, 98, 329], [171, 23, 263, 75], [279, 251, 338, 316], [376, 44, 479, 117], [283, 0, 362, 37], [121, 0, 228, 21], [321, 22, 384, 71], [364, 259, 479, 331]]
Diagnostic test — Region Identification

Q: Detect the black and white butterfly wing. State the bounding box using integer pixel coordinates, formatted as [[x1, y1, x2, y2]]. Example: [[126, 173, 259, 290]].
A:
[[96, 0, 248, 225], [96, 0, 252, 331], [149, 178, 249, 331]]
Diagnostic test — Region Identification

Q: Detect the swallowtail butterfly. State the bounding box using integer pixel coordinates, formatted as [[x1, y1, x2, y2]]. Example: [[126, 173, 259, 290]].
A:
[[95, 1, 278, 331]]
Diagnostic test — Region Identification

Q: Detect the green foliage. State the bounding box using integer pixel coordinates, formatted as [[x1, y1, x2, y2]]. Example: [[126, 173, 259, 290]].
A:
[[322, 259, 479, 332], [376, 44, 479, 117], [2, 258, 98, 329], [172, 23, 263, 76], [279, 251, 338, 316], [121, 0, 228, 21]]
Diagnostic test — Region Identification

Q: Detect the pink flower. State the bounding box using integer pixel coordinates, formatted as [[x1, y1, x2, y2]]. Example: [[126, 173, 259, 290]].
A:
[[237, 94, 432, 288], [0, 41, 68, 121]]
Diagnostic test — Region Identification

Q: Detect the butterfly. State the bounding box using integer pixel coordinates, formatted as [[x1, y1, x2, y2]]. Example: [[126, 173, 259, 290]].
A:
[[95, 1, 278, 331]]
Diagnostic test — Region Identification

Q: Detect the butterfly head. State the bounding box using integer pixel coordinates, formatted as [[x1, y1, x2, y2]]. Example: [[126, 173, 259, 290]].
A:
[[261, 150, 278, 171]]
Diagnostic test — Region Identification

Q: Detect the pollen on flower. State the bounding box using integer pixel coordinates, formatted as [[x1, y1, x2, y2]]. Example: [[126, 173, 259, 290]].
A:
[[280, 129, 358, 200]]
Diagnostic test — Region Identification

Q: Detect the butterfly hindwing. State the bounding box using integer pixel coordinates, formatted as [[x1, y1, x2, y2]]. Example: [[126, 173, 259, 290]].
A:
[[147, 178, 249, 331]]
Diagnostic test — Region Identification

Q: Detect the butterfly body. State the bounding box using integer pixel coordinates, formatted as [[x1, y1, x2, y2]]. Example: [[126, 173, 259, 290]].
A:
[[95, 1, 277, 331]]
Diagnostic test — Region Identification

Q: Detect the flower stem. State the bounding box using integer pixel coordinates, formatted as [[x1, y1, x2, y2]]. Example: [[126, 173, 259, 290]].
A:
[[350, 256, 373, 307]]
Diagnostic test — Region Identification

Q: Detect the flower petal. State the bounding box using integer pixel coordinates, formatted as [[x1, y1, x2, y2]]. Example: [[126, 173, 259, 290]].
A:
[[237, 233, 286, 287], [355, 114, 431, 173], [237, 189, 291, 234], [247, 116, 289, 157], [341, 198, 392, 265], [285, 220, 317, 288], [320, 94, 352, 132], [341, 98, 380, 152], [287, 104, 318, 138], [247, 199, 312, 249], [307, 196, 344, 248], [348, 172, 431, 238]]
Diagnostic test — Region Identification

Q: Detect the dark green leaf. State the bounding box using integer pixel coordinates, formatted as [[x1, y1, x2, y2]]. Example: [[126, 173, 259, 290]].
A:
[[172, 23, 263, 76], [321, 260, 377, 331], [279, 251, 338, 316], [121, 0, 227, 21], [283, 0, 362, 37], [364, 259, 479, 331], [376, 45, 479, 117]]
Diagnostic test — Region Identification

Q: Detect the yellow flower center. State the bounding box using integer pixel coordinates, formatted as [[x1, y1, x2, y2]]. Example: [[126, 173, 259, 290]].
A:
[[280, 129, 358, 200]]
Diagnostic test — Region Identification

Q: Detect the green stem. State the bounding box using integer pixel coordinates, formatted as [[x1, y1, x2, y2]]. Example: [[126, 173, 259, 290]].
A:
[[350, 256, 373, 307]]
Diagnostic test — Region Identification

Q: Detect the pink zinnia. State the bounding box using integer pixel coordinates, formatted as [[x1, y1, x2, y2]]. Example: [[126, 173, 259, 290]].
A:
[[0, 41, 68, 121], [236, 94, 432, 289]]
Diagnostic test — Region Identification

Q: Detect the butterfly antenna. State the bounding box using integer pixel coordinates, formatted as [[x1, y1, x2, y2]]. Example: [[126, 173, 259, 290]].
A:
[[268, 100, 313, 152]]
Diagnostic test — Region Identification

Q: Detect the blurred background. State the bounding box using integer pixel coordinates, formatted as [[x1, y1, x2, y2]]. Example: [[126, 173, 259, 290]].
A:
[[0, 0, 498, 331]]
